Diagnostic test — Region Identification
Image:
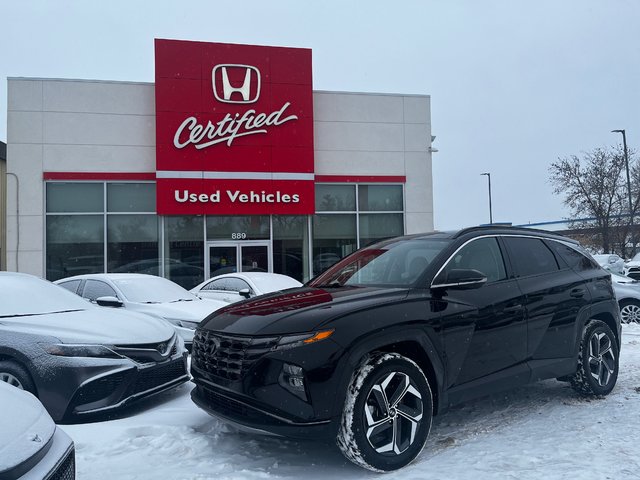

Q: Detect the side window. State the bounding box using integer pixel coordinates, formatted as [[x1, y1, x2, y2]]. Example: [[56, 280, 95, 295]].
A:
[[83, 280, 118, 302], [504, 237, 559, 277], [546, 241, 599, 271], [58, 279, 82, 295], [226, 278, 252, 294], [441, 237, 507, 283], [203, 279, 228, 291]]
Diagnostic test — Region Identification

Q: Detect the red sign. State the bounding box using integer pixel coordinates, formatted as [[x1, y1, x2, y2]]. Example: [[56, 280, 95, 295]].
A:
[[154, 39, 315, 215]]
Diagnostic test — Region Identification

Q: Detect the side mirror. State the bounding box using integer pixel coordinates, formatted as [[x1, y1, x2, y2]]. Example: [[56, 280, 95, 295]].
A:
[[432, 269, 487, 290], [96, 296, 124, 308], [238, 288, 252, 299]]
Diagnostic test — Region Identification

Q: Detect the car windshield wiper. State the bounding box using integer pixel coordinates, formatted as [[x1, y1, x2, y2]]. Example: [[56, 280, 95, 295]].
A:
[[0, 309, 84, 318], [169, 298, 194, 303]]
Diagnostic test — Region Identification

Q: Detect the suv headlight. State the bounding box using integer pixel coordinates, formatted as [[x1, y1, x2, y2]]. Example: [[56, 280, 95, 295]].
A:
[[40, 343, 122, 359], [273, 329, 334, 351]]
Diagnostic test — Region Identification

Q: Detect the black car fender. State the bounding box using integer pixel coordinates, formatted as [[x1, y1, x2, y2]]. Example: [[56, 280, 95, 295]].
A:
[[329, 326, 446, 420]]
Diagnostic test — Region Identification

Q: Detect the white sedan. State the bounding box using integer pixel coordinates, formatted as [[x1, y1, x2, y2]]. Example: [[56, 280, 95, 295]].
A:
[[611, 272, 640, 323], [190, 272, 302, 304], [54, 273, 226, 349]]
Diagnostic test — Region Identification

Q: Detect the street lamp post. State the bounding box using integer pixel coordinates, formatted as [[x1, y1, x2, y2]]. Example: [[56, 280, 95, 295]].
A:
[[480, 172, 493, 224], [612, 129, 634, 255]]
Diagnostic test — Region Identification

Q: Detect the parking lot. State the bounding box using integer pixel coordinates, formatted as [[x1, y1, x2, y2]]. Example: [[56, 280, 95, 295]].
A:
[[63, 324, 640, 480]]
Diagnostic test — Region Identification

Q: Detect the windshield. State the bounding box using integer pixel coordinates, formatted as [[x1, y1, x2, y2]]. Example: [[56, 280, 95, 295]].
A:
[[113, 276, 199, 303], [0, 274, 90, 317], [309, 238, 451, 288]]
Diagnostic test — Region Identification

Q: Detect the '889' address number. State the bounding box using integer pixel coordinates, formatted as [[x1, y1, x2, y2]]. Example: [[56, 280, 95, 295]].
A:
[[231, 233, 247, 240]]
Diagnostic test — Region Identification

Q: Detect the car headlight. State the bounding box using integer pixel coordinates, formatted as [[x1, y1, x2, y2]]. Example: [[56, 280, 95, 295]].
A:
[[273, 329, 335, 351], [178, 320, 200, 330], [40, 343, 122, 359]]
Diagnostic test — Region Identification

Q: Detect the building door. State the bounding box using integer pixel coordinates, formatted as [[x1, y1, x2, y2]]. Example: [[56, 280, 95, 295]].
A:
[[206, 241, 271, 279]]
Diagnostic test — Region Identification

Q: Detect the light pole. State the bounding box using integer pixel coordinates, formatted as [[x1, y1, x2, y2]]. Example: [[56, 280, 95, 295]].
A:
[[612, 129, 634, 255], [480, 172, 493, 224]]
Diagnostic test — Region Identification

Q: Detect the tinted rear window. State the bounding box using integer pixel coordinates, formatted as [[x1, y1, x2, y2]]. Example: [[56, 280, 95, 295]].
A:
[[503, 237, 559, 277]]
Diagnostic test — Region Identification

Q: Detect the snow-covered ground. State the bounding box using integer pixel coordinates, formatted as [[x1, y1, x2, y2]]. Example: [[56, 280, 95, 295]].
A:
[[64, 324, 640, 479]]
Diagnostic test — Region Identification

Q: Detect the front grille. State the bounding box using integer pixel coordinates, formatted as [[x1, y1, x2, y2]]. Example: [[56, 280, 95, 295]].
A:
[[46, 448, 75, 480], [192, 330, 278, 380], [132, 359, 187, 395], [74, 371, 127, 406]]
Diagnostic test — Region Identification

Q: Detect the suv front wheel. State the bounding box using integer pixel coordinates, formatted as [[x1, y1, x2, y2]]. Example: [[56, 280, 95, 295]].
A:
[[336, 353, 433, 472], [571, 319, 619, 396]]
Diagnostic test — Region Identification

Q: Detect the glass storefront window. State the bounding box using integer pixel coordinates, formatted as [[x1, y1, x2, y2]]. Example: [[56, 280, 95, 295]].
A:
[[359, 213, 404, 247], [107, 214, 159, 273], [315, 184, 356, 212], [46, 215, 104, 281], [164, 216, 204, 289], [273, 216, 310, 282], [46, 183, 103, 213], [206, 215, 270, 240], [358, 185, 403, 211], [107, 183, 156, 212], [312, 214, 357, 276]]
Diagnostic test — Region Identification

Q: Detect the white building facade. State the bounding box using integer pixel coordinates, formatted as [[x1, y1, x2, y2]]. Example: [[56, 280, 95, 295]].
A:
[[5, 40, 434, 288]]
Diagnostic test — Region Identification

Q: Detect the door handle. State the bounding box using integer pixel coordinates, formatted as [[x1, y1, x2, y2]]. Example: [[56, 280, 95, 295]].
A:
[[503, 304, 524, 314], [570, 288, 585, 298]]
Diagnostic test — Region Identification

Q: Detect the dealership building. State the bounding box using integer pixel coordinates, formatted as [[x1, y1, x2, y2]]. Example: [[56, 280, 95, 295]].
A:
[[3, 39, 434, 288]]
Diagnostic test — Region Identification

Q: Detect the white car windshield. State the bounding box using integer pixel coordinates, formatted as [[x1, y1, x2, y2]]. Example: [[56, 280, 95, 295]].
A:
[[250, 275, 302, 293], [113, 276, 199, 303], [1, 274, 90, 317]]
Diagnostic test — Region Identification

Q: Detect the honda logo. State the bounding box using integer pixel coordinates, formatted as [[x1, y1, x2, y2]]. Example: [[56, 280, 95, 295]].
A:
[[212, 64, 261, 104]]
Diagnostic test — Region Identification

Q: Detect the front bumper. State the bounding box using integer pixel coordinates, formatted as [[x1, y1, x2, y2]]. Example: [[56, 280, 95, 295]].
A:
[[33, 348, 189, 422], [191, 383, 334, 439], [189, 331, 349, 440]]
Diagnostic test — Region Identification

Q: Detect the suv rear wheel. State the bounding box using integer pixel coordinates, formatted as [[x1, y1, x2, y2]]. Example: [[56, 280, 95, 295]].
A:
[[336, 353, 433, 472], [570, 320, 619, 396]]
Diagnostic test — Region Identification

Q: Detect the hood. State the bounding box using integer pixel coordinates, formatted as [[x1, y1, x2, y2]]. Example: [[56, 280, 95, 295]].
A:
[[0, 308, 175, 345], [0, 383, 56, 474], [130, 298, 226, 322], [200, 286, 409, 335]]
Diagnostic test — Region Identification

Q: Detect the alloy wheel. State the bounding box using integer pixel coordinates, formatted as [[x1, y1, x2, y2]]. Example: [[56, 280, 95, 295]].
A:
[[620, 303, 640, 323], [588, 332, 616, 387], [364, 371, 423, 455], [0, 372, 25, 389]]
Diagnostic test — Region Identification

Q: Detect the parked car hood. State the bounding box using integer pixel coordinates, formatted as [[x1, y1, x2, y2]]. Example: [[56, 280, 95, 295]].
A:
[[199, 286, 410, 335], [0, 307, 175, 345], [130, 298, 226, 322], [0, 382, 56, 474]]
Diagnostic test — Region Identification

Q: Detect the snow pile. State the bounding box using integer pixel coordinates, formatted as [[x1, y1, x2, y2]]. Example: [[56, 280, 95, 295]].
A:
[[65, 324, 640, 479]]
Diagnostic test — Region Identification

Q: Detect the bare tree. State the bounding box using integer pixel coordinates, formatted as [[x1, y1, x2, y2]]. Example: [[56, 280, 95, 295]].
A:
[[550, 146, 635, 255]]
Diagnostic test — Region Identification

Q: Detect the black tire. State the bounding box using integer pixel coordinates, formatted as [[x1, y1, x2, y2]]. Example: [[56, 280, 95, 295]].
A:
[[570, 320, 619, 396], [0, 360, 37, 394], [619, 299, 640, 324], [336, 353, 433, 472]]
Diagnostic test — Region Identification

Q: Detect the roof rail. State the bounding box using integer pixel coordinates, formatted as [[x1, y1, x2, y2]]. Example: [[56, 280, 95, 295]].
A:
[[451, 225, 578, 244]]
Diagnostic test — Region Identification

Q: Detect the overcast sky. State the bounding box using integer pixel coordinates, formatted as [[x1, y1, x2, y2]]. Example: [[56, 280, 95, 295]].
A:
[[2, 0, 639, 230]]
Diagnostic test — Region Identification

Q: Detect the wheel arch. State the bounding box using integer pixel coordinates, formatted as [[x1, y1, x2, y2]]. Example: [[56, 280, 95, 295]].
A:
[[333, 327, 446, 419], [0, 351, 39, 395], [590, 308, 621, 347]]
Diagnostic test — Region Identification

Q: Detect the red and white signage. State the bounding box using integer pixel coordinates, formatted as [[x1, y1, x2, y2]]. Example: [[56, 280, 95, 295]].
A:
[[155, 39, 315, 215]]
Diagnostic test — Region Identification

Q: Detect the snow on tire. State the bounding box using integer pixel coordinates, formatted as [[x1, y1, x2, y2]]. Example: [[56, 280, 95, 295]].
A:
[[570, 319, 619, 396], [336, 352, 433, 472]]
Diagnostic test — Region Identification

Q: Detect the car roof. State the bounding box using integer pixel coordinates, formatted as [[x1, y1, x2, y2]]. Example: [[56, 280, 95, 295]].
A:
[[55, 273, 160, 282]]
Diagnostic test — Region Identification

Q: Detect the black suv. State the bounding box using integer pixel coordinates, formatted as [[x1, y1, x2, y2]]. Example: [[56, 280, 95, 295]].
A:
[[190, 227, 621, 472]]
